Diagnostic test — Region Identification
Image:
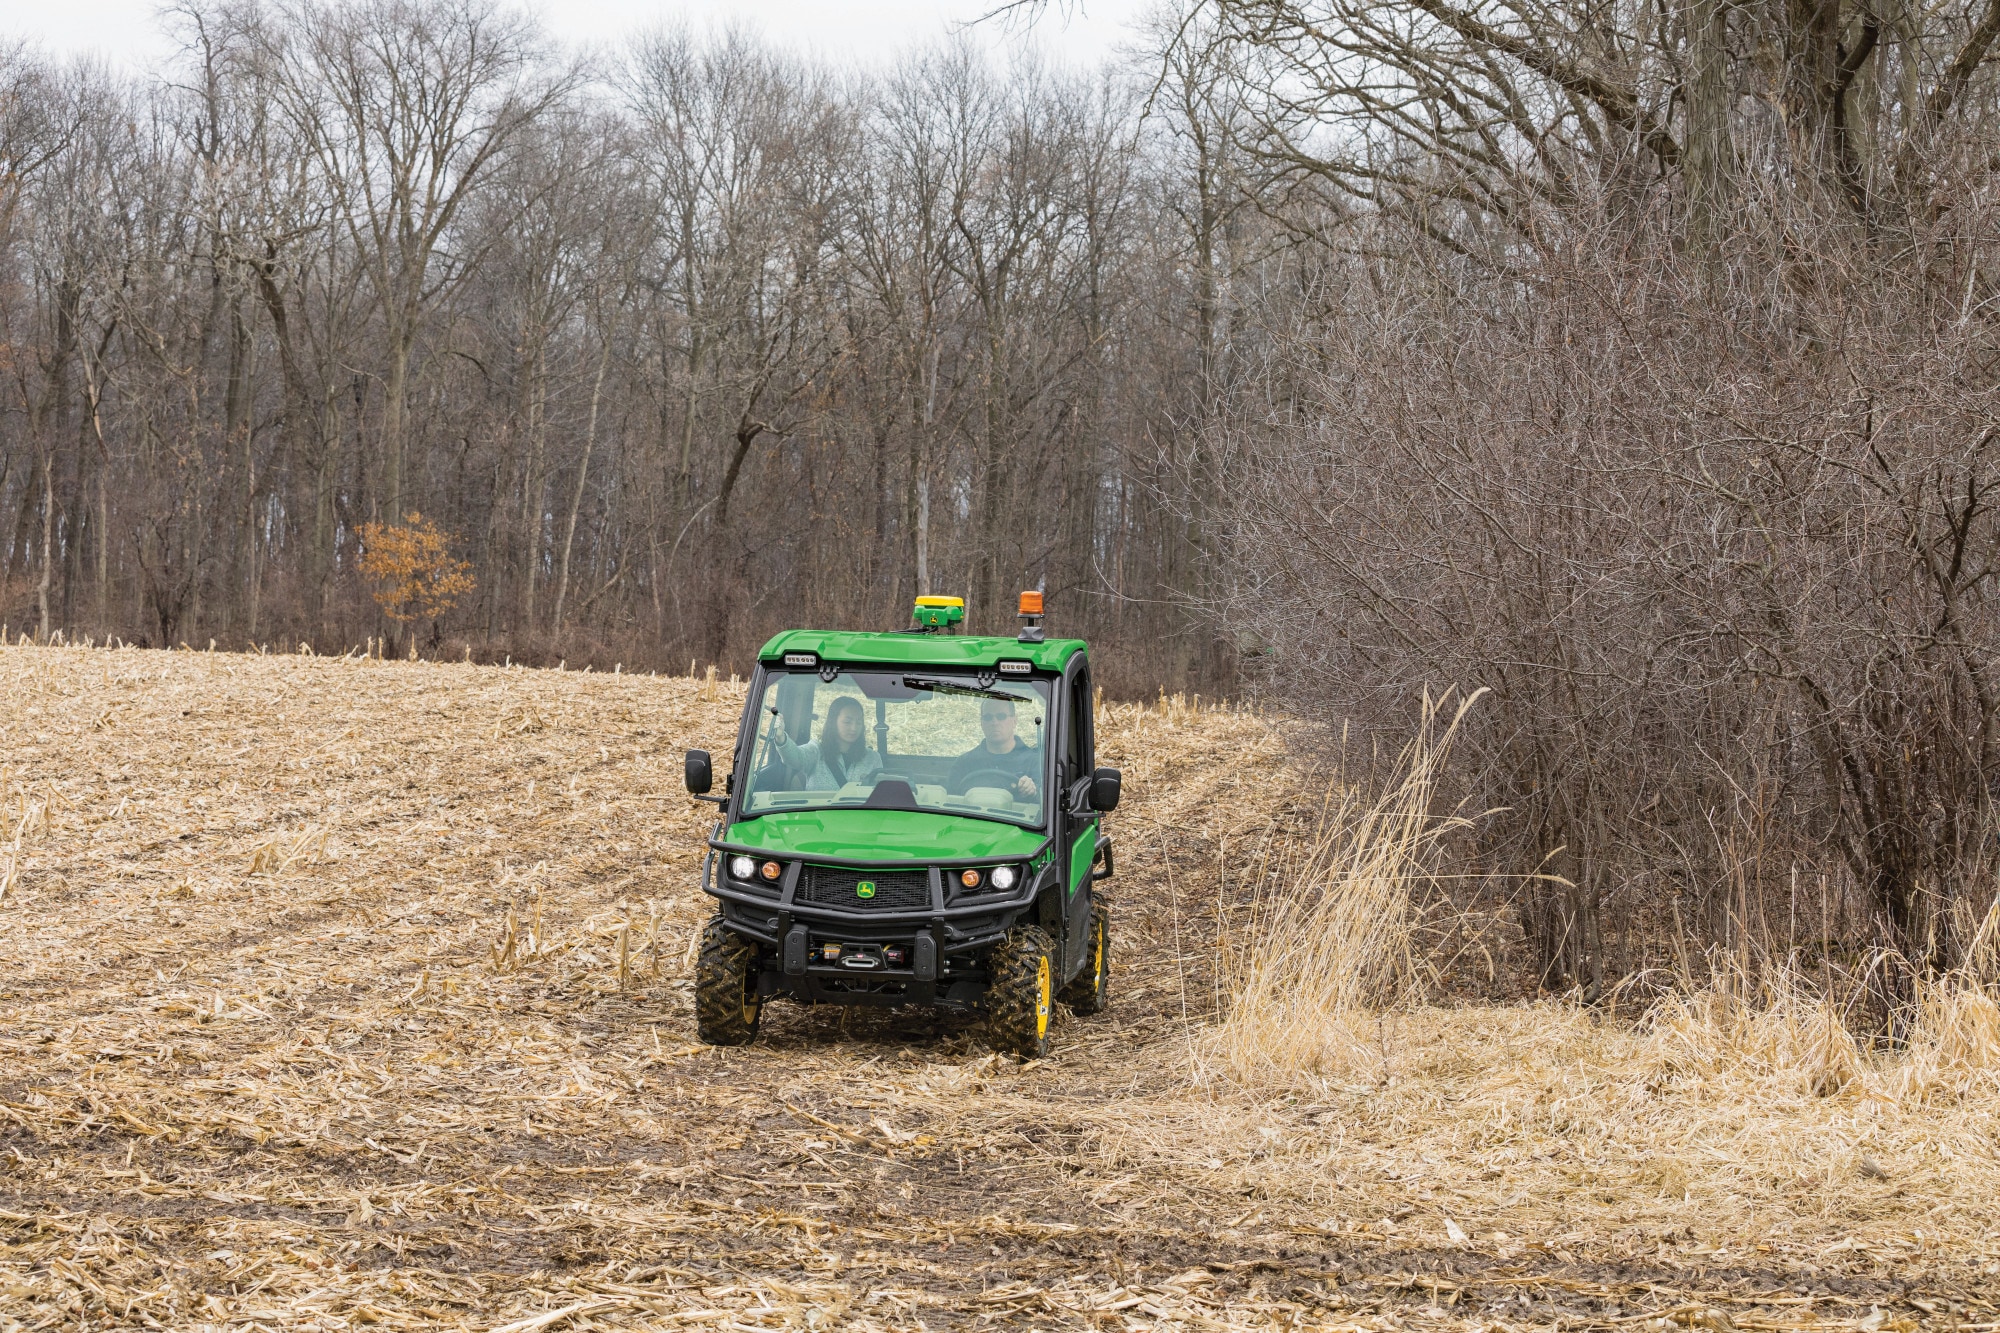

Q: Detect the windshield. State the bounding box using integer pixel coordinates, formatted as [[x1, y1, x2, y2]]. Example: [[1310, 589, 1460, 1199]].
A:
[[738, 669, 1052, 826]]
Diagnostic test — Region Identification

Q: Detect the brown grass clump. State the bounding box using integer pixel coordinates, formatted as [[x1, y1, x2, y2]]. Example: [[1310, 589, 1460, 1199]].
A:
[[1206, 692, 1478, 1088], [1641, 938, 2000, 1109], [2, 645, 1998, 1331]]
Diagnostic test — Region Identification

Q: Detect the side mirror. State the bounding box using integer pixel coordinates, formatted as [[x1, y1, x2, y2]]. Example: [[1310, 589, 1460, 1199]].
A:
[[684, 749, 714, 796], [1090, 766, 1122, 813]]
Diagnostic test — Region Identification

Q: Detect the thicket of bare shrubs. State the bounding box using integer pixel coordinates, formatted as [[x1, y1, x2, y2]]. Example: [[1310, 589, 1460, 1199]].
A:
[[1224, 199, 2000, 996], [1199, 0, 2000, 994]]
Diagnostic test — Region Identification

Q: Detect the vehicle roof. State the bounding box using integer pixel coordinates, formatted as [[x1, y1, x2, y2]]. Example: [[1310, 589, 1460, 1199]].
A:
[[757, 629, 1086, 673]]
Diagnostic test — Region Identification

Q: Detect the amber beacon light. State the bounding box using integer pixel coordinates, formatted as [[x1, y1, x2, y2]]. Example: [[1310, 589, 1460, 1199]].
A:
[[1017, 589, 1046, 643]]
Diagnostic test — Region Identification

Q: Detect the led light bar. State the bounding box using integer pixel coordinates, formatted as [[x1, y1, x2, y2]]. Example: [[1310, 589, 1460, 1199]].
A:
[[783, 651, 817, 667], [997, 660, 1032, 675]]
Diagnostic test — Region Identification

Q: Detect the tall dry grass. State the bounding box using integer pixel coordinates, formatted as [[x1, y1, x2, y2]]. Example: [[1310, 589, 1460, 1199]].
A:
[[1178, 705, 2000, 1273], [1210, 687, 2000, 1112], [1205, 690, 1482, 1088], [1645, 926, 2000, 1108]]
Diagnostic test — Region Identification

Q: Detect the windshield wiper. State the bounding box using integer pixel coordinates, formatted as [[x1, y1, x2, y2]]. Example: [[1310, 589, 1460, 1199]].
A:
[[901, 676, 1023, 702]]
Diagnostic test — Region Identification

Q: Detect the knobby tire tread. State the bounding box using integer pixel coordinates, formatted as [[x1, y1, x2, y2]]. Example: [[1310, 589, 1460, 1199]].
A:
[[986, 924, 1056, 1059], [695, 916, 762, 1046]]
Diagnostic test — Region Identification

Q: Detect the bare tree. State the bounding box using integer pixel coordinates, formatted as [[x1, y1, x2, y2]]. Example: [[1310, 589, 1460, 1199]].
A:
[[267, 0, 574, 521]]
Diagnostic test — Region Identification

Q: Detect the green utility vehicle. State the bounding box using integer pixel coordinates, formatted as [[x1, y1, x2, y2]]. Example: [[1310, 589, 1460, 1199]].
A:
[[682, 594, 1119, 1057]]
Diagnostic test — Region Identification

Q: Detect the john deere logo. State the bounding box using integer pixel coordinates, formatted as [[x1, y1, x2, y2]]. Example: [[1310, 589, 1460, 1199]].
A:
[[856, 880, 876, 899]]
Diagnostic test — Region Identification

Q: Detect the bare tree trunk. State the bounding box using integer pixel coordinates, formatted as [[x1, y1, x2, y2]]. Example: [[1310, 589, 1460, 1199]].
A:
[[916, 341, 937, 594], [553, 333, 614, 635], [383, 329, 409, 520], [36, 449, 53, 640], [1684, 0, 1734, 252]]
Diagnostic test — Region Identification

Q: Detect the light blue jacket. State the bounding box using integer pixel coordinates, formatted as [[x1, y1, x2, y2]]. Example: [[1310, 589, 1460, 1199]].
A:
[[771, 731, 883, 791]]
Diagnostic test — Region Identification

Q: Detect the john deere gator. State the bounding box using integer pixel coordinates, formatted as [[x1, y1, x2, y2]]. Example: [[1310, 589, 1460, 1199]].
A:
[[683, 593, 1119, 1057]]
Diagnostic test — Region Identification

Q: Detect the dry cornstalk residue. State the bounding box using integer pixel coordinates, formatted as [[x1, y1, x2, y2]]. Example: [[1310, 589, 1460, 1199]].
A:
[[0, 645, 1994, 1331]]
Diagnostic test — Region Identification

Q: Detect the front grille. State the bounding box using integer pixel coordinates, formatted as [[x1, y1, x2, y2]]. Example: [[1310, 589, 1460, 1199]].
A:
[[797, 866, 931, 911]]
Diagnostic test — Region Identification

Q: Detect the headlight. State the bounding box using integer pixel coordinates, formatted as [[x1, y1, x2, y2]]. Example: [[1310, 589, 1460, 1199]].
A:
[[728, 854, 756, 880], [990, 865, 1019, 890]]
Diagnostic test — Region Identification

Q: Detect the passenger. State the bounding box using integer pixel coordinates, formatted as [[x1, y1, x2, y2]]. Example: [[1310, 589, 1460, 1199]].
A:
[[946, 697, 1040, 800], [772, 695, 882, 791]]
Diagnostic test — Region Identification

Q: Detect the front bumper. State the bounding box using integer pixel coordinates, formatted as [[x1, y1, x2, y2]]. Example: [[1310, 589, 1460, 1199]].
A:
[[701, 836, 1053, 1007]]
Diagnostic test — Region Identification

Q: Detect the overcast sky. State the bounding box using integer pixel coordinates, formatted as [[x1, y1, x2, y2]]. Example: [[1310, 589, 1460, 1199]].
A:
[[5, 0, 1156, 74]]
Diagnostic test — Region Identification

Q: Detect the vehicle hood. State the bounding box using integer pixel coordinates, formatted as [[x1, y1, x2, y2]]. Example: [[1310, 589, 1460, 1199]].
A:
[[722, 809, 1047, 862]]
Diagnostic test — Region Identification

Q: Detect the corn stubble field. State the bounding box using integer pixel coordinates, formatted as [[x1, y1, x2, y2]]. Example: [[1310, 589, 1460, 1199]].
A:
[[3, 646, 1999, 1332]]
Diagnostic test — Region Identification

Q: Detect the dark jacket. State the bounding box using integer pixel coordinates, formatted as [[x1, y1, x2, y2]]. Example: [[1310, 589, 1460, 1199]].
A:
[[947, 741, 1041, 794]]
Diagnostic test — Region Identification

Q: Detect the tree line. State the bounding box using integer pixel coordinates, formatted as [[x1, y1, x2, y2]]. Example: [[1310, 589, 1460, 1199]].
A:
[[0, 0, 1244, 694]]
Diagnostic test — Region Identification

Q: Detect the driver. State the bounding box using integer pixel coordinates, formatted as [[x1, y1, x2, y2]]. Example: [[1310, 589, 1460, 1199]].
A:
[[946, 697, 1040, 800]]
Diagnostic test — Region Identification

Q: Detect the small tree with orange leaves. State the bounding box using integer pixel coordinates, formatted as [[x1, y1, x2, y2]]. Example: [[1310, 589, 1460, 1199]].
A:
[[357, 514, 475, 637]]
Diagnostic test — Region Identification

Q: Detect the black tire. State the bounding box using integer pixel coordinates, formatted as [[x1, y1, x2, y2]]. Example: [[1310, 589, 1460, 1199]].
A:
[[695, 916, 762, 1046], [986, 925, 1057, 1058], [1058, 897, 1110, 1016]]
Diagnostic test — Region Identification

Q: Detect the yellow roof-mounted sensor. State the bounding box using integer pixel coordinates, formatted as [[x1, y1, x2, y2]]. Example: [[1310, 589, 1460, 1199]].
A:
[[912, 595, 965, 631]]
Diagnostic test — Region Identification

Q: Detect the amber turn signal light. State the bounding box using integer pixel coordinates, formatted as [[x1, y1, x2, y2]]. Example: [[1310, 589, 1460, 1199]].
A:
[[959, 868, 983, 888], [760, 860, 783, 881]]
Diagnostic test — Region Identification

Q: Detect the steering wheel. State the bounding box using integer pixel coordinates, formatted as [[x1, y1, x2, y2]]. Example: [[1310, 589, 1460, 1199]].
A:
[[955, 767, 1033, 796]]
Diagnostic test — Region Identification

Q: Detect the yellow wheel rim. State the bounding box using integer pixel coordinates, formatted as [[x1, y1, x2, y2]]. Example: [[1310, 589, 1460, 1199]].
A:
[[1035, 956, 1051, 1038], [1093, 924, 1104, 989]]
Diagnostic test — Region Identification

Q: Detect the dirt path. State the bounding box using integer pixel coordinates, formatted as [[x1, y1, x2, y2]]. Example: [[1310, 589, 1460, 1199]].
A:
[[0, 647, 1989, 1330]]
